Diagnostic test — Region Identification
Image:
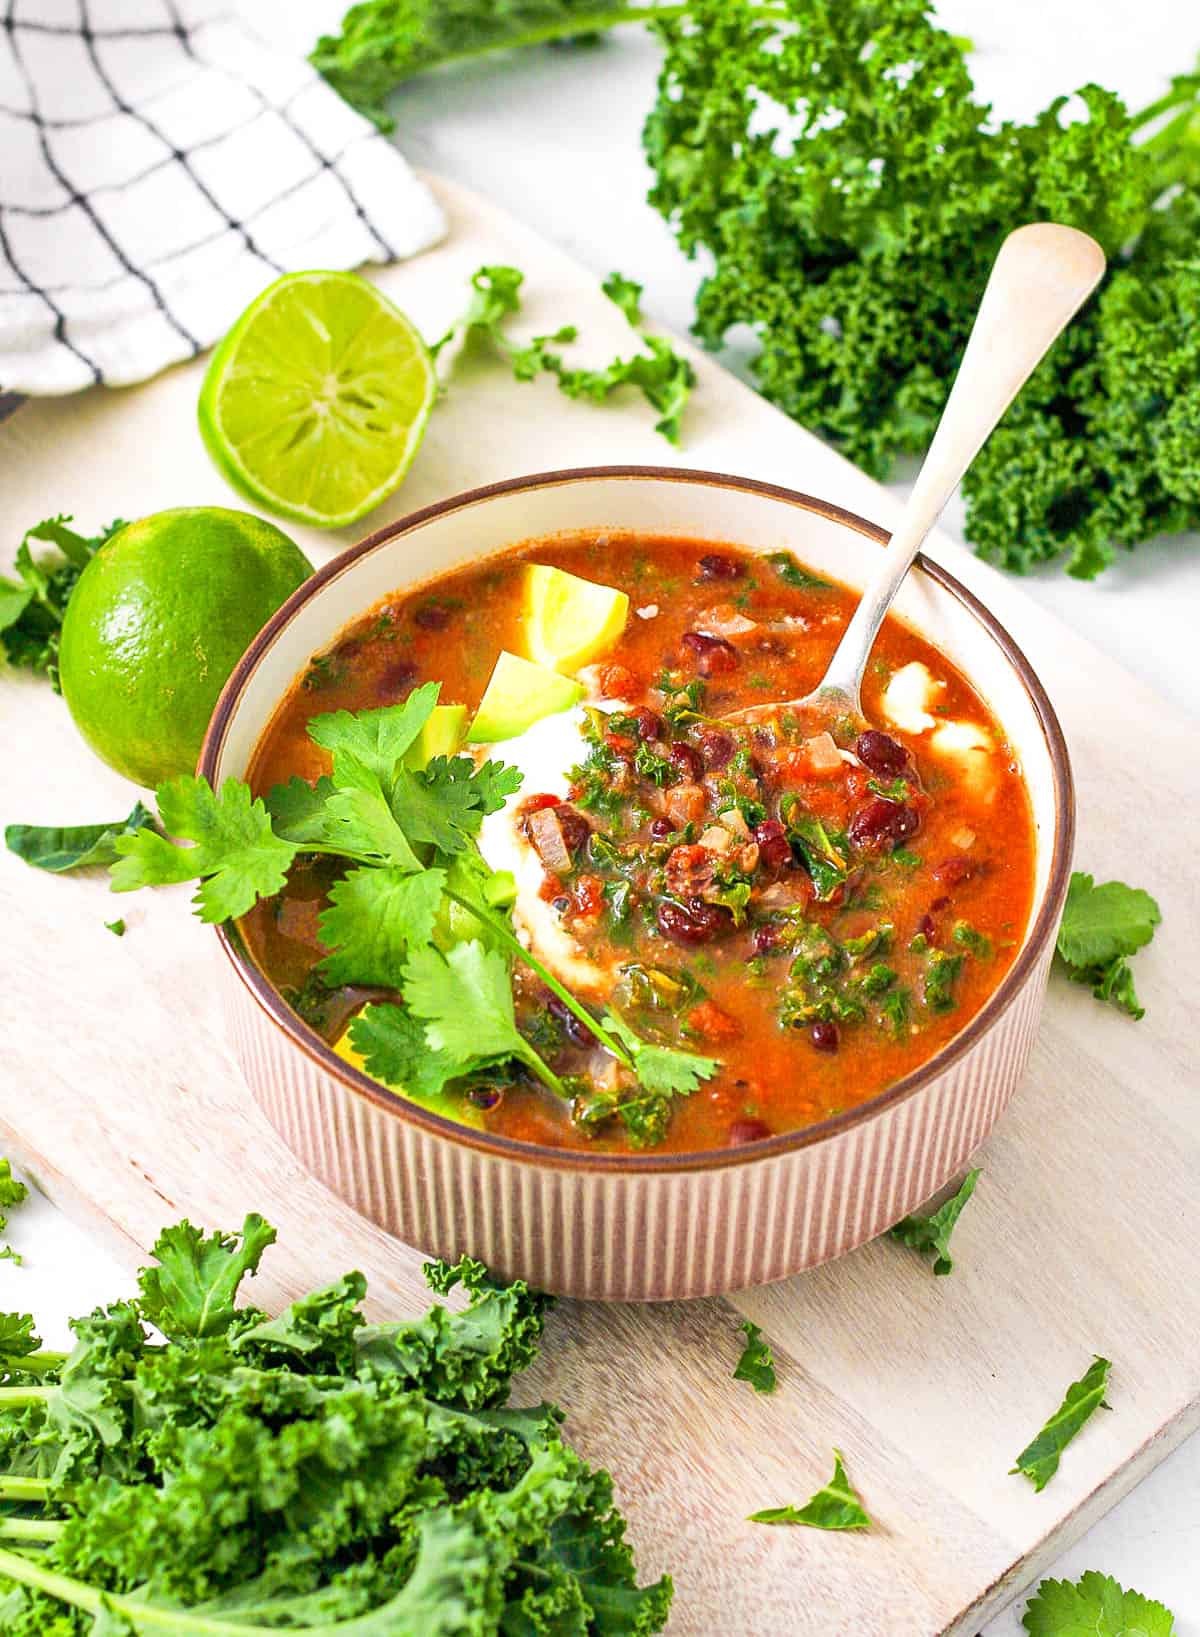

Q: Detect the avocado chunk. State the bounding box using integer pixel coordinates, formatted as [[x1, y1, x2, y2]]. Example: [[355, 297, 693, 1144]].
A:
[[467, 651, 584, 743], [404, 703, 468, 769]]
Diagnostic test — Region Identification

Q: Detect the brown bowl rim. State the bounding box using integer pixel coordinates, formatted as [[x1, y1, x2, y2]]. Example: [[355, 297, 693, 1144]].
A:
[[201, 465, 1075, 1175]]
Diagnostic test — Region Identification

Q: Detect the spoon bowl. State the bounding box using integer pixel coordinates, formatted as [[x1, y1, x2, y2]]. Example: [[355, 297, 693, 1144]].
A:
[[726, 223, 1106, 728]]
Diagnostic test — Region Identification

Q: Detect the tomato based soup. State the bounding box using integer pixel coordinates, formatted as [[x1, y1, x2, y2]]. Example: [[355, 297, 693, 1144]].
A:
[[243, 533, 1036, 1155]]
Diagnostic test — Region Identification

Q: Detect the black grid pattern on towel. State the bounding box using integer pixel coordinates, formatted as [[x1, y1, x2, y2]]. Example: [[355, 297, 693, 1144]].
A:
[[0, 0, 420, 388]]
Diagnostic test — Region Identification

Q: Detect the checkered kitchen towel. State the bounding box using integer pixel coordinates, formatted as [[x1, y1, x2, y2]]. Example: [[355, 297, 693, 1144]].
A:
[[0, 0, 446, 394]]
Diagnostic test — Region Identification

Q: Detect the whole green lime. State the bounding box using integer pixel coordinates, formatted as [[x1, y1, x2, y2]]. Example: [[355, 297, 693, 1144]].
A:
[[59, 507, 311, 788]]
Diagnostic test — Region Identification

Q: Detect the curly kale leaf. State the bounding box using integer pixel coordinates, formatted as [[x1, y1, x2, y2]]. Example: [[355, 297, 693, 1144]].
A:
[[355, 1255, 552, 1410], [310, 1, 680, 130], [136, 1215, 277, 1341], [645, 0, 1200, 574]]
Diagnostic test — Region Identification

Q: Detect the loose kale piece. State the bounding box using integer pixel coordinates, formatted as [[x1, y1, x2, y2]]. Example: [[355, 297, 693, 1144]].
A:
[[1011, 1356, 1113, 1492], [732, 1320, 776, 1394], [0, 517, 125, 690], [890, 1168, 981, 1276], [4, 804, 155, 874], [749, 1449, 872, 1530], [1022, 1569, 1175, 1636], [1056, 871, 1161, 1019]]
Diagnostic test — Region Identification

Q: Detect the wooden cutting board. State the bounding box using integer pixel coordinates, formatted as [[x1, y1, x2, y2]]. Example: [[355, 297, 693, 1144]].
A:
[[0, 174, 1196, 1636]]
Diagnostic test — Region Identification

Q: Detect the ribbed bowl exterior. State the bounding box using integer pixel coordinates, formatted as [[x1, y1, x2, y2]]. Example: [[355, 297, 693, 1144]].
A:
[[222, 939, 1052, 1301]]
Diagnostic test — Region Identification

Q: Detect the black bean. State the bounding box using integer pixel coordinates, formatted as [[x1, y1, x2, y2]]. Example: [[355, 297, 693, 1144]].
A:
[[697, 552, 744, 580], [810, 1021, 840, 1053], [855, 729, 909, 777], [547, 996, 595, 1048], [656, 898, 727, 945], [414, 602, 451, 630], [727, 1117, 773, 1145]]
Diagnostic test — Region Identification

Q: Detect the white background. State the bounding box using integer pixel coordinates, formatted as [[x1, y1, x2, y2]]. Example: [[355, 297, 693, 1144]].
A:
[[3, 2, 1198, 1631]]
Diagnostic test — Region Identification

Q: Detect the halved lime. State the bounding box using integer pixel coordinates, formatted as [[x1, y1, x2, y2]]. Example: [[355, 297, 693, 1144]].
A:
[[198, 271, 436, 530]]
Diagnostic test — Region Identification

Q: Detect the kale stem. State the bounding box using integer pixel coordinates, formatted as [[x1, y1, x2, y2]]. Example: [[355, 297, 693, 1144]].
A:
[[443, 889, 636, 1071], [0, 1518, 61, 1542], [3, 1350, 68, 1378], [0, 1477, 50, 1501], [0, 1387, 55, 1410]]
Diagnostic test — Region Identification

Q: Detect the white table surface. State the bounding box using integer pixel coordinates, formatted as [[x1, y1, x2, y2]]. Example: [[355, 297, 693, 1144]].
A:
[[3, 2, 1197, 1631]]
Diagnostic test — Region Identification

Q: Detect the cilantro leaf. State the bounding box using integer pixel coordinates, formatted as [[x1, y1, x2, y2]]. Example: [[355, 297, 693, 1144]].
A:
[[110, 777, 298, 923], [733, 1320, 777, 1394], [390, 755, 522, 854], [890, 1168, 981, 1276], [323, 782, 424, 870], [404, 941, 523, 1062], [749, 1450, 871, 1530], [1022, 1570, 1175, 1636], [602, 1010, 718, 1095], [306, 684, 440, 786], [1057, 873, 1161, 1019], [5, 802, 155, 873], [1011, 1356, 1113, 1492], [348, 1001, 466, 1102], [318, 866, 446, 989], [264, 775, 340, 847], [136, 1214, 277, 1340], [0, 515, 124, 689]]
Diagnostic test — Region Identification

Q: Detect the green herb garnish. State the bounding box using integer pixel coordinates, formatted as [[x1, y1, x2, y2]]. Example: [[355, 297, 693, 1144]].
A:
[[1011, 1356, 1113, 1492], [749, 1450, 871, 1530], [1022, 1571, 1175, 1636], [733, 1320, 776, 1394], [763, 550, 831, 591], [0, 516, 124, 690], [5, 802, 155, 873], [890, 1168, 980, 1276], [1056, 872, 1161, 1019]]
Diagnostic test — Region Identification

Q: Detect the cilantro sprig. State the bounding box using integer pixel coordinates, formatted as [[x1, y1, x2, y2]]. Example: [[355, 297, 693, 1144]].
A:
[[110, 684, 718, 1133], [1056, 872, 1161, 1019]]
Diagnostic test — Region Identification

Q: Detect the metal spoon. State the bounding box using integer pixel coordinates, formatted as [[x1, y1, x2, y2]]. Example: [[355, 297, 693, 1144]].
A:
[[728, 223, 1106, 727]]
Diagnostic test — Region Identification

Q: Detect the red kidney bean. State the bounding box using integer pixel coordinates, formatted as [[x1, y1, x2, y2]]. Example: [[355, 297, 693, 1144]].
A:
[[752, 924, 782, 955], [649, 816, 675, 839], [810, 1021, 840, 1053], [376, 659, 417, 698], [414, 602, 450, 630], [656, 897, 728, 945], [629, 706, 665, 741], [680, 630, 739, 675], [849, 797, 920, 850], [932, 856, 976, 886], [668, 741, 704, 781], [697, 552, 744, 580], [855, 729, 909, 776], [696, 727, 735, 769], [916, 912, 936, 941], [547, 995, 595, 1047], [727, 1117, 773, 1145], [753, 818, 792, 870], [554, 804, 591, 856]]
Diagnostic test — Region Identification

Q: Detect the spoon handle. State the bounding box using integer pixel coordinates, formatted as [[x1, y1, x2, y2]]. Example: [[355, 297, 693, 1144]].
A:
[[818, 223, 1106, 708]]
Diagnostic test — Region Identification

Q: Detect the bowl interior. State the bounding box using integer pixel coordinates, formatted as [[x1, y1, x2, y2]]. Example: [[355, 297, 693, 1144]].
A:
[[213, 471, 1063, 942]]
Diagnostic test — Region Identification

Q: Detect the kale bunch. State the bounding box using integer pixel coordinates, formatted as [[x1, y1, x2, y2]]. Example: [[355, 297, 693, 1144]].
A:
[[0, 1216, 671, 1633], [644, 0, 1200, 577]]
